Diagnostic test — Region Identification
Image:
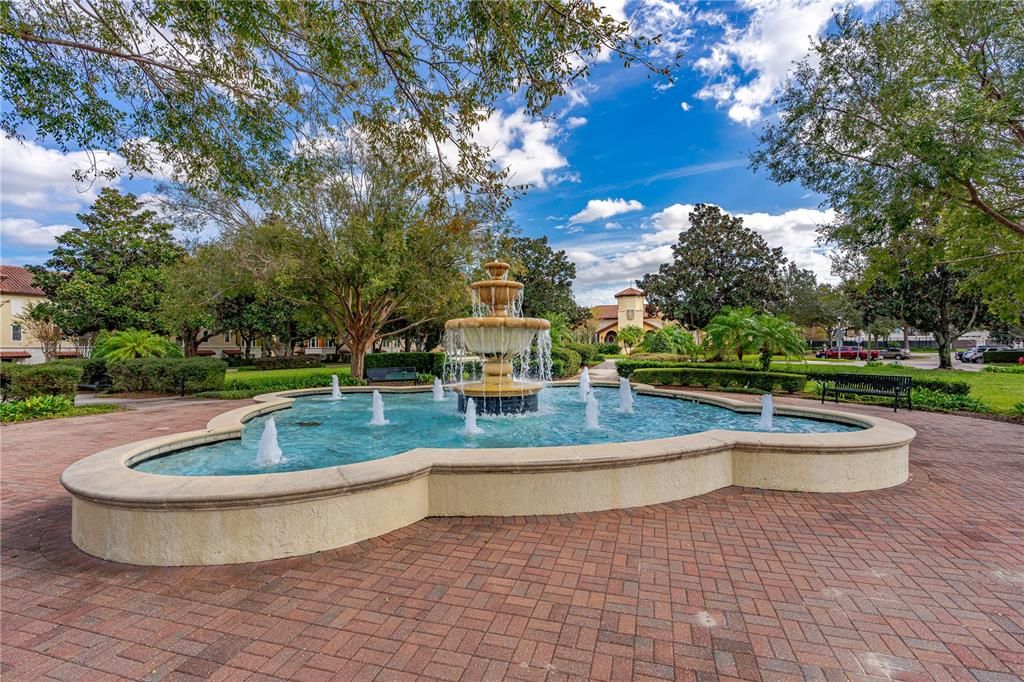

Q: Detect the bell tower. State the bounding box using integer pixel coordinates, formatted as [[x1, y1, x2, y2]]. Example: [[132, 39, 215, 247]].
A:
[[615, 287, 645, 332]]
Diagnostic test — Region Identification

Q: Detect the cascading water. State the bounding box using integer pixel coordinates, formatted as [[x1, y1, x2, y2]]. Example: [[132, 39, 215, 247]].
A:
[[255, 416, 283, 466], [444, 261, 551, 414], [618, 377, 634, 414], [584, 390, 600, 429], [578, 366, 591, 402], [330, 374, 342, 400], [759, 394, 774, 431], [463, 398, 483, 435], [370, 391, 387, 425], [432, 377, 445, 401]]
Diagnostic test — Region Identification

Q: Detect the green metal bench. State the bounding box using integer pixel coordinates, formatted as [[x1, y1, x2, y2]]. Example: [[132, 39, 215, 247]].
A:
[[818, 373, 912, 412]]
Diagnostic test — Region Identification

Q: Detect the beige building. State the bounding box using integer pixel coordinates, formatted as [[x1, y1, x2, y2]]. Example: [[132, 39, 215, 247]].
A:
[[0, 265, 53, 364], [591, 287, 664, 345]]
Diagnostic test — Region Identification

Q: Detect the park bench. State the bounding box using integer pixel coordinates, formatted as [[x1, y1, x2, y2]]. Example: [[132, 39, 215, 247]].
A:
[[77, 373, 113, 392], [366, 366, 419, 384], [818, 373, 912, 412]]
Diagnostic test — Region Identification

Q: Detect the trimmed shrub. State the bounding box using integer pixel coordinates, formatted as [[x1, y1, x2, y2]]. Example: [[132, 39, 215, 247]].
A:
[[550, 347, 582, 379], [597, 342, 621, 355], [641, 329, 674, 354], [566, 343, 601, 365], [109, 358, 227, 394], [223, 356, 257, 368], [364, 352, 445, 377], [224, 370, 365, 394], [252, 355, 322, 370], [910, 388, 990, 413], [0, 395, 75, 422], [984, 364, 1024, 374], [982, 350, 1024, 364], [1, 362, 83, 401], [631, 367, 806, 393]]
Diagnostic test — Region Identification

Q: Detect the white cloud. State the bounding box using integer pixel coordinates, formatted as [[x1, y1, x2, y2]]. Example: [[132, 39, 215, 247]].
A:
[[604, 221, 623, 230], [679, 101, 692, 111], [565, 116, 588, 129], [0, 137, 123, 211], [569, 198, 644, 224], [0, 217, 75, 248], [694, 0, 877, 124], [631, 0, 695, 60], [473, 109, 571, 189], [557, 202, 838, 306]]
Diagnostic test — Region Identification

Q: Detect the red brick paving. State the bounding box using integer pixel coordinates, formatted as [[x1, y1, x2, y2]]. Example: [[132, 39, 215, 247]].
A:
[[2, 396, 1023, 681]]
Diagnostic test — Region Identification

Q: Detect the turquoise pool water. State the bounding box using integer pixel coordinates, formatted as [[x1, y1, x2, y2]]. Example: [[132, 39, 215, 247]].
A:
[[133, 387, 860, 476]]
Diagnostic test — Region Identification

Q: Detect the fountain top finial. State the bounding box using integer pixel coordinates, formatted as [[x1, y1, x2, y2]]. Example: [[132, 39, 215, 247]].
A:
[[483, 261, 510, 280]]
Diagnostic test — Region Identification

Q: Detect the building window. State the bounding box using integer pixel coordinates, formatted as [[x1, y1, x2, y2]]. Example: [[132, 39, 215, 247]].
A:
[[626, 310, 635, 321], [11, 324, 21, 342], [224, 332, 231, 343]]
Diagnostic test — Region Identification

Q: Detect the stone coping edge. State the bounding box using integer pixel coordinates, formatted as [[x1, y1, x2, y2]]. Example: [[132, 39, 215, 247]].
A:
[[61, 381, 915, 512]]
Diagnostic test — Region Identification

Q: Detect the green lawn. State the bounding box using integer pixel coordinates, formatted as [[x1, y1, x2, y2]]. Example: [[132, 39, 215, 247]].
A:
[[772, 361, 1024, 414], [225, 363, 352, 380]]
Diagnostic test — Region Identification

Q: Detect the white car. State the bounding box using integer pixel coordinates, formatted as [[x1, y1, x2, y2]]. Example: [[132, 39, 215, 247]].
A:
[[961, 345, 1008, 363]]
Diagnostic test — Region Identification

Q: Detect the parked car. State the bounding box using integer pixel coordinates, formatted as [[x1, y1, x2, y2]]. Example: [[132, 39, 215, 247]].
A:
[[879, 347, 911, 360], [961, 345, 1010, 364], [824, 346, 880, 360], [814, 348, 830, 358]]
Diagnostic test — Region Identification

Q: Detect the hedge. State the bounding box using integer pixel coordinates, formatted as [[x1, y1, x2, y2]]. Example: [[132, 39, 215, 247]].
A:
[[631, 367, 806, 393], [364, 352, 445, 377], [982, 350, 1024, 364], [0, 363, 83, 401], [597, 342, 621, 355], [252, 355, 322, 370], [551, 347, 582, 379], [617, 359, 972, 395], [565, 343, 602, 365], [109, 358, 226, 394], [224, 370, 364, 393]]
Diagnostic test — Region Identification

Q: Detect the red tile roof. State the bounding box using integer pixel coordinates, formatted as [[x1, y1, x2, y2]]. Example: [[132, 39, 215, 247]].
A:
[[0, 351, 32, 359], [614, 287, 643, 298], [0, 266, 45, 297], [591, 304, 617, 320]]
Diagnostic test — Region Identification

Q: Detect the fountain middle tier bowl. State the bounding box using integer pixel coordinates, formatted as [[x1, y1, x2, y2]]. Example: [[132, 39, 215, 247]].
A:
[[445, 316, 550, 355]]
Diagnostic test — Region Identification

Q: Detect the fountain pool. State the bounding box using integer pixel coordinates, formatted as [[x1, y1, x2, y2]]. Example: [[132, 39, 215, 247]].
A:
[[60, 258, 914, 566], [133, 386, 861, 477]]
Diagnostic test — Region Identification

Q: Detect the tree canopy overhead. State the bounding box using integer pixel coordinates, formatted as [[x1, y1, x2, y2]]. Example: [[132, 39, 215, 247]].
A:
[[754, 0, 1024, 242], [2, 0, 674, 202]]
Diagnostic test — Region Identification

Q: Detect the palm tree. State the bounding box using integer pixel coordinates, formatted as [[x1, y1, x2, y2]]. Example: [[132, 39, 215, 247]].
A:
[[705, 307, 757, 365], [92, 329, 184, 362], [751, 314, 806, 370]]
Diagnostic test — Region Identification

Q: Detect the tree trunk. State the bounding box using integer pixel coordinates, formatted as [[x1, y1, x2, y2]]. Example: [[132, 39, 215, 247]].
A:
[[183, 334, 200, 358], [935, 331, 953, 369], [349, 336, 373, 380], [902, 326, 910, 351]]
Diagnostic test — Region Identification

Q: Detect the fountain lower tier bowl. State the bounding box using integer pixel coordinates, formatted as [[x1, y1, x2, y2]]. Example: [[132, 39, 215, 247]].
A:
[[445, 316, 550, 414]]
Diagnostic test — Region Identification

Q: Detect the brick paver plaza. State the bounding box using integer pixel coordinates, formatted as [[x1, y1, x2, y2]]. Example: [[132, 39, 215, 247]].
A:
[[2, 396, 1023, 681]]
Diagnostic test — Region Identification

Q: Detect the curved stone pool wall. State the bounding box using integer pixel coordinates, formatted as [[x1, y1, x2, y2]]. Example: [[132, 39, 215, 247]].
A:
[[61, 382, 915, 566]]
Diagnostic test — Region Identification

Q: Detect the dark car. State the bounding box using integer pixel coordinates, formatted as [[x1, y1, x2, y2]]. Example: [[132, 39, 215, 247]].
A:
[[879, 347, 911, 360], [825, 346, 880, 360]]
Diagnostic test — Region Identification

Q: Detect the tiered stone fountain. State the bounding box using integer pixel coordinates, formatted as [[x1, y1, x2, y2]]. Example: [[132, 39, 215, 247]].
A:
[[444, 261, 551, 414]]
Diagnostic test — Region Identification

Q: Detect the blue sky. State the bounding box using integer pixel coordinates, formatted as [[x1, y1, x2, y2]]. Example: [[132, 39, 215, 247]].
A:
[[0, 0, 862, 306]]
